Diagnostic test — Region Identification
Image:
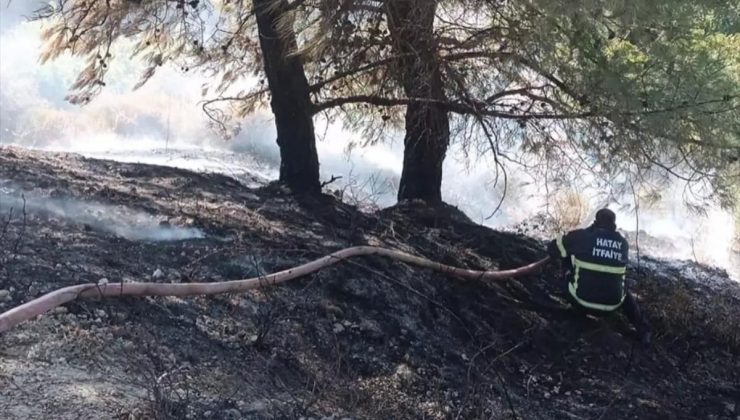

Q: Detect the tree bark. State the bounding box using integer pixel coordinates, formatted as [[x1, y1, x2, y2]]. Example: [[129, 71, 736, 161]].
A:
[[385, 0, 450, 203], [254, 0, 321, 193]]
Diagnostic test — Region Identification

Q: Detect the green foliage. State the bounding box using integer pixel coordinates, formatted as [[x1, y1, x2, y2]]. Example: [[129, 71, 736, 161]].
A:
[[501, 0, 740, 198]]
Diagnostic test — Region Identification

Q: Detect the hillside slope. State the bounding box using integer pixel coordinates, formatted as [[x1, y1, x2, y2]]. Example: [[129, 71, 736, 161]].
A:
[[1, 147, 738, 420]]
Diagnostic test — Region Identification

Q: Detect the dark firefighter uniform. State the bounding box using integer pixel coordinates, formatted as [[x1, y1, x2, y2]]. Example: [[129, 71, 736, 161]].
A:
[[547, 221, 651, 343], [547, 227, 628, 311]]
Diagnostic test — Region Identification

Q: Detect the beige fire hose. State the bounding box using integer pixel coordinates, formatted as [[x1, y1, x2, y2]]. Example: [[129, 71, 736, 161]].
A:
[[0, 246, 550, 334]]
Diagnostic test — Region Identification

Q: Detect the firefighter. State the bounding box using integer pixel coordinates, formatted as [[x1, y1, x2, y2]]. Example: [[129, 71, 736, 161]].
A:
[[548, 208, 652, 345]]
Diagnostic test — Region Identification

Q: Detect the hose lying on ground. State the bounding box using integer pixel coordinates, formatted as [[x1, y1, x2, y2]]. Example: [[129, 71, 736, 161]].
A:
[[0, 246, 550, 334]]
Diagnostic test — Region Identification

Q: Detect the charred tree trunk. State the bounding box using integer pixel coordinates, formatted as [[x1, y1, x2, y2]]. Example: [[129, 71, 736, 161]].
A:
[[254, 0, 320, 193], [385, 0, 450, 203]]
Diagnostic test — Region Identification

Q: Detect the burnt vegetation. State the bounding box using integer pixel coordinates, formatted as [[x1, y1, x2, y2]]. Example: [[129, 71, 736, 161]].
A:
[[1, 0, 739, 418], [0, 150, 739, 419]]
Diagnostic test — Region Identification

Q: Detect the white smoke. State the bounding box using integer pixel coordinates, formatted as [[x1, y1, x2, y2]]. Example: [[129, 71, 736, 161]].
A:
[[0, 6, 737, 278], [0, 184, 205, 241]]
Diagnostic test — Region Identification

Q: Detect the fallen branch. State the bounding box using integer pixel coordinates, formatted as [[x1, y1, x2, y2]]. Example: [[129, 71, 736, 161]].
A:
[[0, 246, 550, 333]]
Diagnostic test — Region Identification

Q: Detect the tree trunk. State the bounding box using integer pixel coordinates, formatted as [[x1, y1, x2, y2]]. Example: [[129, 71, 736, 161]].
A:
[[385, 0, 450, 203], [254, 0, 320, 193]]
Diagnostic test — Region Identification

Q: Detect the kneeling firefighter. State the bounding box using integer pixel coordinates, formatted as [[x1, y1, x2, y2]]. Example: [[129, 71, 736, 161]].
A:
[[547, 208, 652, 345]]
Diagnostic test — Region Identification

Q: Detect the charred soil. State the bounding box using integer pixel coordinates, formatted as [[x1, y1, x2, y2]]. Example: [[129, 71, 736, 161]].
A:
[[0, 147, 739, 420]]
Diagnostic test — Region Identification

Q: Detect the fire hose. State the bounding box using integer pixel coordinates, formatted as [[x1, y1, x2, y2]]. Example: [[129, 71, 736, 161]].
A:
[[0, 246, 550, 334]]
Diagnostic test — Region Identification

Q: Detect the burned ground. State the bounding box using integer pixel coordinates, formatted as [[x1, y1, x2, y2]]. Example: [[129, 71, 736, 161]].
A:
[[0, 147, 738, 419]]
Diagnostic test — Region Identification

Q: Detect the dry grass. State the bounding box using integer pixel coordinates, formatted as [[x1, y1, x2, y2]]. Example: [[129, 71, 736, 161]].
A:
[[646, 282, 740, 349], [549, 190, 589, 233]]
